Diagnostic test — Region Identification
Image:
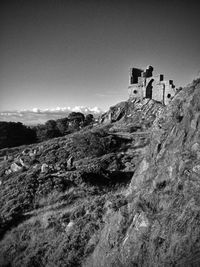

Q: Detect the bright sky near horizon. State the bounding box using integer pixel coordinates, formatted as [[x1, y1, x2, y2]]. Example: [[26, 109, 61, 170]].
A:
[[0, 0, 200, 111]]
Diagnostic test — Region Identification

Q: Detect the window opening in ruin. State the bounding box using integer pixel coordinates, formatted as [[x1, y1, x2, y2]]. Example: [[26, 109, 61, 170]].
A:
[[146, 79, 154, 99]]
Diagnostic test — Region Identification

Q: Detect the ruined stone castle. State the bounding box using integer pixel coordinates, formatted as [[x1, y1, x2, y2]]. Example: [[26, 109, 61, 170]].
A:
[[128, 66, 176, 105]]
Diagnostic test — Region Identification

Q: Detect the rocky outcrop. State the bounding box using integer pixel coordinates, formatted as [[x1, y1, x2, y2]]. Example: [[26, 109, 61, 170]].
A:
[[100, 98, 163, 130], [84, 79, 200, 266]]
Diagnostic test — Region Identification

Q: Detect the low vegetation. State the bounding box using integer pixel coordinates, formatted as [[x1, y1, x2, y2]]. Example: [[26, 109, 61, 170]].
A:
[[0, 122, 140, 266]]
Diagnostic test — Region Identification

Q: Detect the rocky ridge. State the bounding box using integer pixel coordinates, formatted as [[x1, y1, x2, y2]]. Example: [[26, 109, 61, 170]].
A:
[[84, 79, 200, 266]]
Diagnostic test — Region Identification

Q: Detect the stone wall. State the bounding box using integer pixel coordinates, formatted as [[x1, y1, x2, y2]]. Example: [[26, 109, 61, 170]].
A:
[[152, 81, 164, 103], [128, 66, 176, 105], [128, 84, 143, 99], [163, 80, 176, 105]]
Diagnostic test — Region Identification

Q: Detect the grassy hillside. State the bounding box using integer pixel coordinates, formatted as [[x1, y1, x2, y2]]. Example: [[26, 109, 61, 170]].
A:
[[0, 97, 159, 267]]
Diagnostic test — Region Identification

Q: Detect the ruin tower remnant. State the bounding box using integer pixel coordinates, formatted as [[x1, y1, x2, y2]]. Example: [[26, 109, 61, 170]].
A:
[[128, 65, 176, 105]]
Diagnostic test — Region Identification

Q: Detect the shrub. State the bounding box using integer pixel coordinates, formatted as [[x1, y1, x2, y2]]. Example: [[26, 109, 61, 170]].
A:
[[72, 129, 118, 157]]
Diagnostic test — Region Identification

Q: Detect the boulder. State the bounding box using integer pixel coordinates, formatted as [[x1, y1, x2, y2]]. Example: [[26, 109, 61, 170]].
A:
[[19, 158, 25, 166], [67, 156, 74, 170], [19, 158, 29, 169], [22, 148, 31, 155], [5, 169, 12, 175], [41, 163, 49, 173], [10, 162, 23, 172]]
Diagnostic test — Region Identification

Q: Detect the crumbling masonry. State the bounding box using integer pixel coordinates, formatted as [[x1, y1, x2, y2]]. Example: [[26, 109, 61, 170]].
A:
[[128, 66, 176, 105]]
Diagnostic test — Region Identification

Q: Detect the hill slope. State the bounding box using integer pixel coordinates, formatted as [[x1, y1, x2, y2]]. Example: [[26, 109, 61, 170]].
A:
[[0, 79, 200, 266]]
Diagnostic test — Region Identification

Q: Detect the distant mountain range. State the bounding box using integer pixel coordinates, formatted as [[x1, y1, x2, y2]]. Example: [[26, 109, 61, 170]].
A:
[[0, 106, 104, 125]]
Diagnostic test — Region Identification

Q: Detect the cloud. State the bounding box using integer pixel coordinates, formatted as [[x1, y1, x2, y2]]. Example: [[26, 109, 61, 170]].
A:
[[0, 106, 104, 125], [19, 106, 103, 114], [70, 106, 103, 114], [29, 106, 104, 114], [32, 108, 41, 113]]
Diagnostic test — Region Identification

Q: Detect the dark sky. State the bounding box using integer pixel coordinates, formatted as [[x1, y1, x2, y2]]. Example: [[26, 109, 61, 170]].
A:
[[0, 0, 200, 111]]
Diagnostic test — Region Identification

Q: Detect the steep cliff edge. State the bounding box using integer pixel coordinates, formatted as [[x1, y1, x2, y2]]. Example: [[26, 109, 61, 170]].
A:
[[84, 79, 200, 266]]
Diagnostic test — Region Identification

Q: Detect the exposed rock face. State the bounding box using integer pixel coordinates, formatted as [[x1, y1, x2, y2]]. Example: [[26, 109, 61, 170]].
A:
[[100, 98, 163, 127], [84, 79, 200, 266]]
